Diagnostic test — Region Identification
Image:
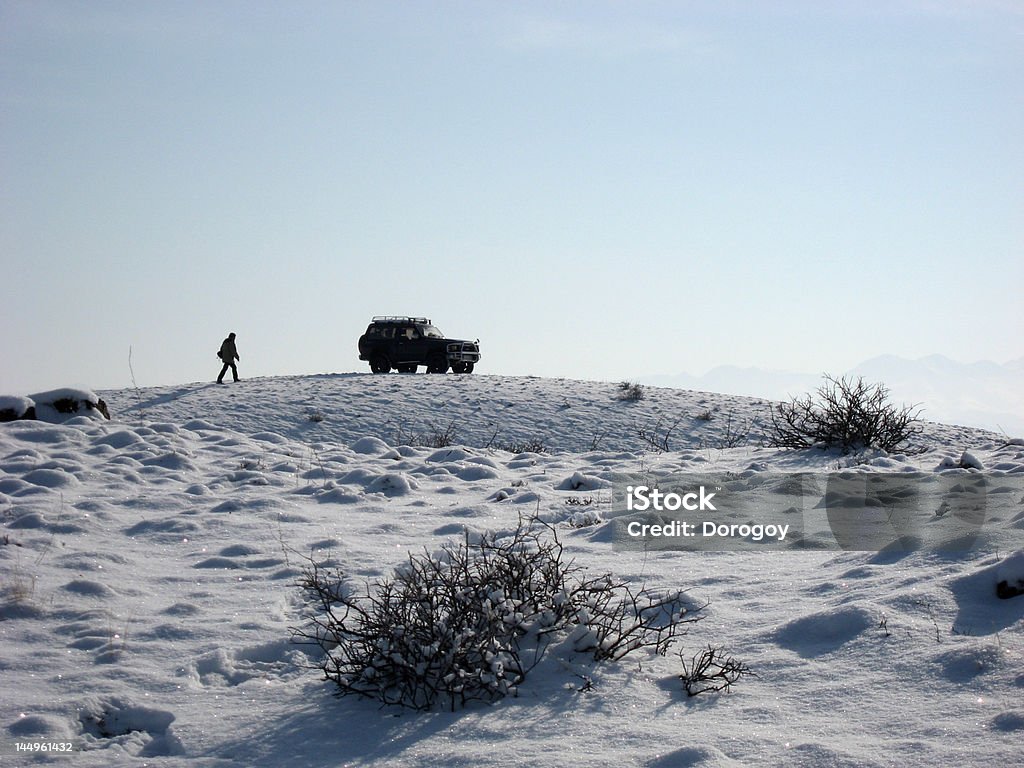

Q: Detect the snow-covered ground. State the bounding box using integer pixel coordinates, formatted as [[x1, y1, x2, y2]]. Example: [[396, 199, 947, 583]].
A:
[[2, 373, 1023, 767]]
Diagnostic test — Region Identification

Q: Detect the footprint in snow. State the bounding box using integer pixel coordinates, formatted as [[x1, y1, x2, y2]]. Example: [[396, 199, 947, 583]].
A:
[[78, 696, 183, 757], [184, 639, 313, 688]]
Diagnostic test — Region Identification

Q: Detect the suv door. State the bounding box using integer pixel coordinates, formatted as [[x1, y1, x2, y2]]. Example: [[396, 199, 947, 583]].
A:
[[393, 324, 428, 365]]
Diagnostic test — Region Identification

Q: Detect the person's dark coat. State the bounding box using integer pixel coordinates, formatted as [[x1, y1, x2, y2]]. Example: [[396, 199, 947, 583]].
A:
[[219, 335, 239, 363]]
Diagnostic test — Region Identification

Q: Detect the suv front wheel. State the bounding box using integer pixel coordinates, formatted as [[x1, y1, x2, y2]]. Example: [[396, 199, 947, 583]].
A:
[[370, 354, 391, 374]]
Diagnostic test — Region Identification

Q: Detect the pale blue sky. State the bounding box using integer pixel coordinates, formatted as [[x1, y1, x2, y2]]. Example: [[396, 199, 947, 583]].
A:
[[2, 1, 1021, 395]]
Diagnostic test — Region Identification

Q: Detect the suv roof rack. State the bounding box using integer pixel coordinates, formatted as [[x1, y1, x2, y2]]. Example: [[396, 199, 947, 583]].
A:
[[371, 316, 431, 325]]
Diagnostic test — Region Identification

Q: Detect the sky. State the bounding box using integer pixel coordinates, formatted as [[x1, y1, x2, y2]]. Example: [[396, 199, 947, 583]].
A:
[[1, 0, 1022, 396]]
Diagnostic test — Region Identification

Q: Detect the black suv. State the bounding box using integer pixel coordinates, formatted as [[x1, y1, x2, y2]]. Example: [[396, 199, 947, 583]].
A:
[[357, 316, 481, 374]]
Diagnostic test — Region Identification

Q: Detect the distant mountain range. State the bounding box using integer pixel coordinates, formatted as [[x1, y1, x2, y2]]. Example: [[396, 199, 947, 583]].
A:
[[641, 354, 1024, 436]]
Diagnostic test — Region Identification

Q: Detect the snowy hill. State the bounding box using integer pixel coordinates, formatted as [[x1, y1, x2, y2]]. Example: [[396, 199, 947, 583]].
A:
[[2, 374, 1023, 767], [104, 372, 1004, 456]]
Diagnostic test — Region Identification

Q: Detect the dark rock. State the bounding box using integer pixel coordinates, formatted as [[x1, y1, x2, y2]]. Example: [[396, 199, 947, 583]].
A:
[[996, 580, 1023, 599], [52, 397, 79, 414], [86, 398, 111, 420]]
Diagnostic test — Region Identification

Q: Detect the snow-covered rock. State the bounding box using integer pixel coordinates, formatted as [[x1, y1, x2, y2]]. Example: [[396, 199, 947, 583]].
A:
[[0, 395, 35, 421], [996, 549, 1024, 599]]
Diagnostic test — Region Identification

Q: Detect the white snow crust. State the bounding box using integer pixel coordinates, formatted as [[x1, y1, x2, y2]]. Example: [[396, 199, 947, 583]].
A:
[[1, 373, 1022, 766]]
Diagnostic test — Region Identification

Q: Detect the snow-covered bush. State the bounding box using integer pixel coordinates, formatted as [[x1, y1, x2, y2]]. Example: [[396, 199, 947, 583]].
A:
[[34, 388, 110, 422], [0, 395, 35, 421], [294, 516, 702, 711], [1, 389, 110, 423], [617, 381, 645, 402], [766, 375, 923, 455]]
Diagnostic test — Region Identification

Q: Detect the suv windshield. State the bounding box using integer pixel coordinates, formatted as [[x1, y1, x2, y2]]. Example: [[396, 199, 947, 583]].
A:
[[417, 325, 444, 339]]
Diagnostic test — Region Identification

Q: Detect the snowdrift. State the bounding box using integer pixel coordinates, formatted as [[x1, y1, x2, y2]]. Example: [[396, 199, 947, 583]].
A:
[[1, 373, 1022, 766]]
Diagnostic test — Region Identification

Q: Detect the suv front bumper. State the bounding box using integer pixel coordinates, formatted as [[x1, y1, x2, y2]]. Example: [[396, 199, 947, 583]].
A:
[[446, 342, 481, 363]]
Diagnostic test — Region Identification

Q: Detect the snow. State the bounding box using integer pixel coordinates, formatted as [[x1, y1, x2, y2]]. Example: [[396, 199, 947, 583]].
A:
[[1, 373, 1023, 766]]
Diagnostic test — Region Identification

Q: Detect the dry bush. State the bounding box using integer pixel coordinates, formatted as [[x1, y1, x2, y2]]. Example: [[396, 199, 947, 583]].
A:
[[293, 516, 704, 711], [393, 420, 459, 448], [636, 416, 684, 453], [482, 426, 548, 454], [767, 375, 924, 455], [679, 645, 754, 696], [617, 382, 645, 402], [494, 437, 548, 454]]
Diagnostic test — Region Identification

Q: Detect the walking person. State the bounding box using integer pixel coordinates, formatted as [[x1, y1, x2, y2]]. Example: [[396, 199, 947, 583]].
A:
[[217, 332, 240, 383]]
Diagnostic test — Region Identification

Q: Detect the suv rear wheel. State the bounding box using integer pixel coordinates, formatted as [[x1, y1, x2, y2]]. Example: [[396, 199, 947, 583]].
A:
[[370, 354, 391, 374]]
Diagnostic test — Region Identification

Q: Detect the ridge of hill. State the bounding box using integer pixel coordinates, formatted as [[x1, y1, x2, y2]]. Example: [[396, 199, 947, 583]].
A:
[[100, 373, 1004, 458]]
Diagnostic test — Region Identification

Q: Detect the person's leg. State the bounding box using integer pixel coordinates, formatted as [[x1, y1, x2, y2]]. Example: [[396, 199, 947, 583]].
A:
[[217, 363, 229, 383], [230, 363, 239, 382]]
